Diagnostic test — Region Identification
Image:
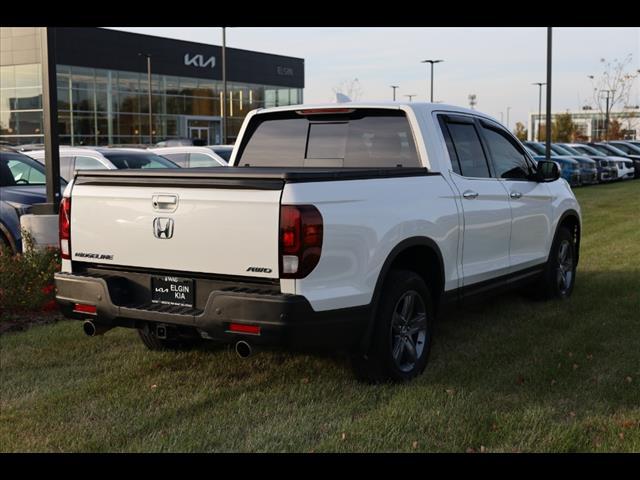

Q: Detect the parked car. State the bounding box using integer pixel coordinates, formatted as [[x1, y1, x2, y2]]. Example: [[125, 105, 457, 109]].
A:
[[206, 145, 234, 163], [148, 146, 227, 168], [25, 147, 179, 181], [155, 138, 194, 147], [594, 142, 640, 179], [522, 145, 580, 186], [558, 144, 616, 183], [564, 143, 633, 181], [524, 142, 598, 185], [55, 102, 581, 382], [0, 148, 66, 253], [587, 143, 636, 180]]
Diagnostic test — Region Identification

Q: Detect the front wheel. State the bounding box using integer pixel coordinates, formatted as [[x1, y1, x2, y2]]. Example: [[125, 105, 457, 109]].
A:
[[352, 269, 434, 383], [540, 226, 577, 300]]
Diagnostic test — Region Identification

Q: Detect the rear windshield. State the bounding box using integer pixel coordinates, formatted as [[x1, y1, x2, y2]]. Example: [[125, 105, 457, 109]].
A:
[[101, 152, 178, 170], [235, 109, 420, 168]]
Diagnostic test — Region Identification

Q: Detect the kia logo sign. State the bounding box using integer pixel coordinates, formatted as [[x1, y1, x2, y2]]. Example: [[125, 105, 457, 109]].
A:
[[184, 54, 216, 68]]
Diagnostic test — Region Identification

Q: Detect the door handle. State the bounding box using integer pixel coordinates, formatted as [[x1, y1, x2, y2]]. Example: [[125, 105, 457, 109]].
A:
[[510, 191, 522, 199], [152, 194, 179, 211], [462, 190, 479, 200]]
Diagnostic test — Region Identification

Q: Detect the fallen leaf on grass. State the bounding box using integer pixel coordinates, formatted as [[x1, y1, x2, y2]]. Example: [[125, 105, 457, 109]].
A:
[[568, 411, 576, 418], [573, 363, 579, 370], [480, 445, 487, 453], [551, 379, 557, 386], [412, 441, 418, 449], [466, 447, 476, 453], [301, 377, 309, 384], [341, 432, 346, 441], [151, 384, 157, 389], [445, 388, 456, 396], [625, 376, 633, 383], [619, 432, 625, 440]]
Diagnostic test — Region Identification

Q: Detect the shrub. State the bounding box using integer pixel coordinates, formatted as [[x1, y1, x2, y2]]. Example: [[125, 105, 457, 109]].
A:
[[0, 231, 61, 315]]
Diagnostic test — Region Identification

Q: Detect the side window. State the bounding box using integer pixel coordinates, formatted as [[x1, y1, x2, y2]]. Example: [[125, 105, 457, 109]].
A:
[[189, 153, 221, 167], [6, 159, 46, 184], [161, 153, 188, 167], [480, 126, 531, 180], [74, 156, 104, 170], [445, 121, 491, 178]]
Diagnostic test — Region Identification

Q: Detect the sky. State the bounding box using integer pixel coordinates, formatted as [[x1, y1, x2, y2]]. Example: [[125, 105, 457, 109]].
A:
[[109, 27, 640, 131]]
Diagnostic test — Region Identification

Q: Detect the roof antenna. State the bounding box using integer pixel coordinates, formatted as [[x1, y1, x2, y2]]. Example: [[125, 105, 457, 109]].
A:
[[335, 93, 352, 103]]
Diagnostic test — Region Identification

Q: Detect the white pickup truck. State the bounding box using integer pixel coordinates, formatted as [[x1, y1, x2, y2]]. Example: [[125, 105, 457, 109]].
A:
[[55, 102, 581, 382]]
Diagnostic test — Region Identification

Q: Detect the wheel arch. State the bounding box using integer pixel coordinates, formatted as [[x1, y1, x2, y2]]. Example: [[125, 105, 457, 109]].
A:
[[359, 236, 445, 353], [552, 209, 581, 266]]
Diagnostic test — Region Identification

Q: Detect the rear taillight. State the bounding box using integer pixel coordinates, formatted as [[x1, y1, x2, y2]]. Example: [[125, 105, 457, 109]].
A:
[[279, 205, 323, 279], [59, 197, 71, 260]]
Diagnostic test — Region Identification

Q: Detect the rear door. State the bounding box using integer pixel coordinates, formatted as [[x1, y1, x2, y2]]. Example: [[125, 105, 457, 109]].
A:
[[477, 119, 553, 271], [438, 114, 512, 286]]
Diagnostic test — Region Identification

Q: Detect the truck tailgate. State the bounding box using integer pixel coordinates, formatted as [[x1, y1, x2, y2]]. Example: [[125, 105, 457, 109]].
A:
[[70, 176, 282, 279]]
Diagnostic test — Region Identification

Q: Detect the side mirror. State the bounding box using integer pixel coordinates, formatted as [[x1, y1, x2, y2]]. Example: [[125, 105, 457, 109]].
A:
[[535, 160, 561, 182]]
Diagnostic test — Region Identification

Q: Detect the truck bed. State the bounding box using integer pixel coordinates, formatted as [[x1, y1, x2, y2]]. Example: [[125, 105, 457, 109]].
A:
[[73, 166, 433, 189]]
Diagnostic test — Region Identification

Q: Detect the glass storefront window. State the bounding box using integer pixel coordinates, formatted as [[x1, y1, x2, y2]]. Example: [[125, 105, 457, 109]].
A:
[[72, 89, 94, 112]]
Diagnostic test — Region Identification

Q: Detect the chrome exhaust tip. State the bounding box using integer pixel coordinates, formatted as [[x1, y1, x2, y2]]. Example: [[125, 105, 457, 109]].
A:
[[82, 320, 112, 337], [235, 340, 252, 358]]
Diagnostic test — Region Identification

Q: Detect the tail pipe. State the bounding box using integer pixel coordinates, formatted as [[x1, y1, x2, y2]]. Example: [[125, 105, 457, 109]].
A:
[[83, 320, 113, 337], [235, 340, 253, 358]]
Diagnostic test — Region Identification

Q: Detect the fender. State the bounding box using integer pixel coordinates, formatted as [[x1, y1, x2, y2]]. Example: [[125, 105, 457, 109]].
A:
[[548, 208, 581, 266], [358, 236, 445, 354]]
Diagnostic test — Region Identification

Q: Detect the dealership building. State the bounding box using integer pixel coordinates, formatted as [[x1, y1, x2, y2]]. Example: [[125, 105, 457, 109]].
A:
[[0, 27, 305, 146]]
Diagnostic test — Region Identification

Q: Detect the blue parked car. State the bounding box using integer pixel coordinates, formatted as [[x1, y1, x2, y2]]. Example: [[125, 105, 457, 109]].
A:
[[524, 142, 598, 185], [0, 148, 66, 253], [522, 144, 580, 187]]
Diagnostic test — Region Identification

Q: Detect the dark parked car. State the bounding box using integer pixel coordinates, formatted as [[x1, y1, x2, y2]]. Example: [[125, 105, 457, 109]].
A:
[[559, 144, 616, 183], [0, 148, 66, 253], [522, 145, 580, 186], [524, 142, 598, 185]]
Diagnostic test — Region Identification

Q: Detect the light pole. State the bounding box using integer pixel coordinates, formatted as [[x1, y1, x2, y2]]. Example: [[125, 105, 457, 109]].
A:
[[601, 90, 613, 140], [138, 53, 153, 144], [421, 59, 444, 102], [532, 82, 546, 141], [506, 106, 511, 128], [404, 94, 417, 102], [390, 85, 399, 101], [221, 27, 228, 145]]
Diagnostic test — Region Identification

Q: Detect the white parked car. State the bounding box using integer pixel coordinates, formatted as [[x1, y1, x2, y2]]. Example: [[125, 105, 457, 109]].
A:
[[55, 102, 581, 382], [25, 147, 179, 181], [148, 146, 227, 168]]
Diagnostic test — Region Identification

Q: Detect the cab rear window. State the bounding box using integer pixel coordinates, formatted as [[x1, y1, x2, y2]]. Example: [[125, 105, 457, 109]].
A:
[[236, 109, 420, 168]]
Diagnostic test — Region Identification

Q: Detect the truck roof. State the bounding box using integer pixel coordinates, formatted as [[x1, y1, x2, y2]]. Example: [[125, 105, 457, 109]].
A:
[[254, 101, 498, 122]]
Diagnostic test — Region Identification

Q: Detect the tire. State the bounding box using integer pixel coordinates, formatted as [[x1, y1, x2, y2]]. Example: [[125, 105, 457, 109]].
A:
[[137, 326, 202, 351], [539, 226, 577, 300], [352, 269, 434, 383]]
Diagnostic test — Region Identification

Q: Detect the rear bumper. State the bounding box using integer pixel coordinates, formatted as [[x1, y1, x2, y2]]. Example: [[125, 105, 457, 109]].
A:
[[54, 272, 368, 351]]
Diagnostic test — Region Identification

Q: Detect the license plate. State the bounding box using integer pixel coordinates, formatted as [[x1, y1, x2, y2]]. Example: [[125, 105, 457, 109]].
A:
[[151, 276, 194, 307]]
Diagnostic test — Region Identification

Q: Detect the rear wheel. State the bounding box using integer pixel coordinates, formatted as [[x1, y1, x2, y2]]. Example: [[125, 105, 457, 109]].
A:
[[352, 269, 434, 383]]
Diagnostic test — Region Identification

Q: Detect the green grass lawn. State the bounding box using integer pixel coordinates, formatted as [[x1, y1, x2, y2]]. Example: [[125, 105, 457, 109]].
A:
[[1, 180, 639, 452]]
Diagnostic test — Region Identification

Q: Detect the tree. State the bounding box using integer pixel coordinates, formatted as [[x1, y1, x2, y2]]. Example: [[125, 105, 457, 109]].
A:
[[554, 112, 577, 142], [332, 78, 363, 101], [588, 54, 640, 140], [513, 122, 528, 141], [608, 119, 625, 140]]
